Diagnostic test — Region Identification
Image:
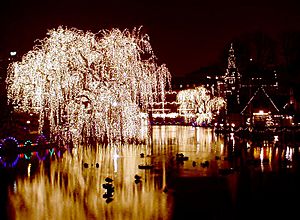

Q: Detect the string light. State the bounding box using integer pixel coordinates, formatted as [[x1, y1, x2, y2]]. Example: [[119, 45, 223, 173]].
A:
[[177, 86, 225, 124], [6, 26, 171, 146]]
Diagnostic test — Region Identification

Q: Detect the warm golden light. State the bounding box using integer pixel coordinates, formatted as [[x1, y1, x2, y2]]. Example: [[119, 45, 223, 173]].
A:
[[6, 26, 171, 146], [176, 86, 225, 124]]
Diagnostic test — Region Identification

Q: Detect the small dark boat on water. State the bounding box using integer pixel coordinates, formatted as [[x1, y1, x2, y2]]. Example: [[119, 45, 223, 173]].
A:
[[102, 183, 114, 191], [105, 177, 113, 183], [134, 174, 142, 183], [134, 174, 142, 180], [103, 192, 114, 199], [138, 164, 154, 169], [176, 153, 188, 162]]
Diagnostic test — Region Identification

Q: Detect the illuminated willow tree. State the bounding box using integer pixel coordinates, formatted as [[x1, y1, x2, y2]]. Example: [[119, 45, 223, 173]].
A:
[[177, 86, 225, 124], [6, 26, 171, 145]]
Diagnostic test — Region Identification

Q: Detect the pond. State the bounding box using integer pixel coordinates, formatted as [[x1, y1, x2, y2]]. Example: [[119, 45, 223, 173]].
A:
[[1, 126, 299, 220]]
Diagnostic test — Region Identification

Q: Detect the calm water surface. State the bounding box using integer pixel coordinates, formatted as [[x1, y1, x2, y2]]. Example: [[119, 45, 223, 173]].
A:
[[1, 126, 299, 220]]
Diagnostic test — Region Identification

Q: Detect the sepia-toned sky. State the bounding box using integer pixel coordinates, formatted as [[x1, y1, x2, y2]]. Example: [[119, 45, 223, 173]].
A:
[[1, 0, 300, 77]]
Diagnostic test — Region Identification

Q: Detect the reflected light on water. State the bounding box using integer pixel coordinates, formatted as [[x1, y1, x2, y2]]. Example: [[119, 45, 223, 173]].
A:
[[286, 146, 293, 162], [9, 144, 172, 220], [113, 148, 119, 173], [7, 126, 227, 219], [5, 126, 298, 219], [27, 163, 31, 177]]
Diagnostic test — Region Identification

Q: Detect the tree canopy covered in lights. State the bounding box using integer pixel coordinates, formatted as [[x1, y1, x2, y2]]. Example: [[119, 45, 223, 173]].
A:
[[6, 26, 171, 145], [177, 86, 225, 124]]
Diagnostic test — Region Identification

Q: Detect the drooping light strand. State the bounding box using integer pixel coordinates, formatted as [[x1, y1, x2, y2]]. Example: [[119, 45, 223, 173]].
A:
[[177, 86, 225, 124], [6, 26, 172, 146]]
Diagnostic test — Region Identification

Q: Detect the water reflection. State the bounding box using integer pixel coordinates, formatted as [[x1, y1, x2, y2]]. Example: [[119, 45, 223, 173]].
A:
[[2, 126, 300, 220], [7, 144, 171, 220]]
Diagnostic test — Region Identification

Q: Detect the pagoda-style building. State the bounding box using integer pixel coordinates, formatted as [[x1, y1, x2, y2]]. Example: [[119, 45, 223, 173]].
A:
[[224, 43, 241, 104], [224, 43, 243, 125], [224, 44, 241, 113], [223, 43, 295, 127]]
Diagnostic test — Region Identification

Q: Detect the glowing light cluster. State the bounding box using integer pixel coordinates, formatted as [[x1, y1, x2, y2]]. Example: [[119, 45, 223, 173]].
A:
[[6, 26, 171, 145], [177, 86, 225, 124]]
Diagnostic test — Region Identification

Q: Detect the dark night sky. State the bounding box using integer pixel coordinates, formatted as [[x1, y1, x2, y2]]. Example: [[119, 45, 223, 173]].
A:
[[1, 0, 300, 77]]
